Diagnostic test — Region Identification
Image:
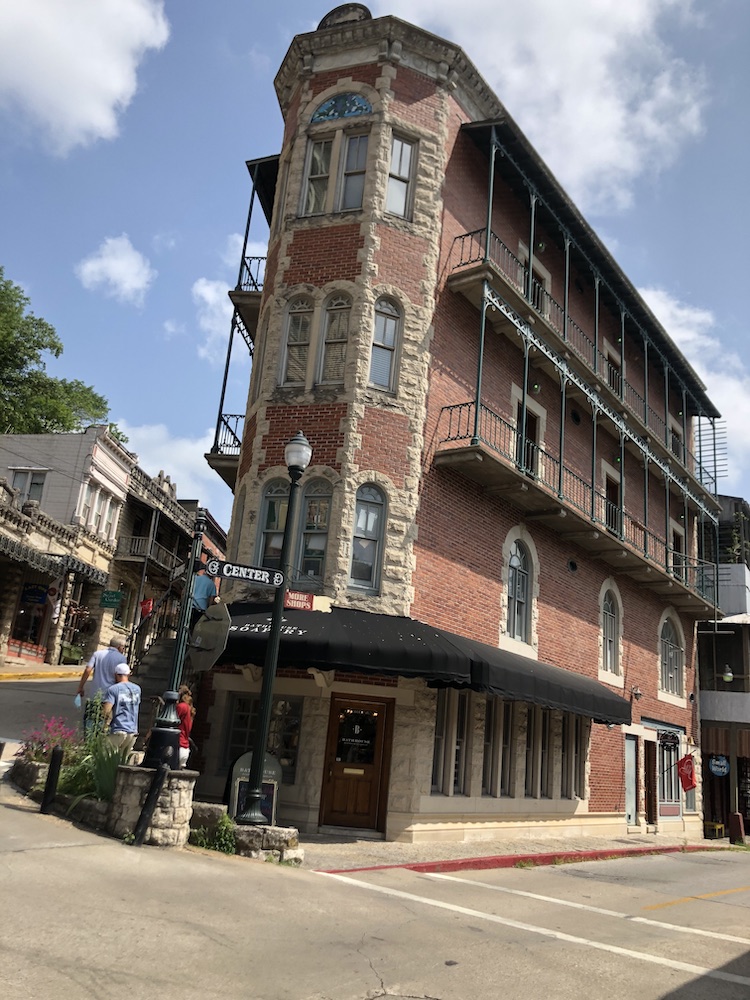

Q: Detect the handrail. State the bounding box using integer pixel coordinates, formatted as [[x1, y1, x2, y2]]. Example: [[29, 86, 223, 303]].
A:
[[212, 413, 244, 457], [451, 229, 716, 493], [116, 536, 182, 571], [238, 256, 266, 292], [126, 586, 181, 675], [439, 400, 717, 604]]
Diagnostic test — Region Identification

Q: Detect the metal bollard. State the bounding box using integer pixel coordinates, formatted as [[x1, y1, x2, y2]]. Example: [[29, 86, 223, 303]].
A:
[[131, 762, 171, 847], [40, 745, 64, 814]]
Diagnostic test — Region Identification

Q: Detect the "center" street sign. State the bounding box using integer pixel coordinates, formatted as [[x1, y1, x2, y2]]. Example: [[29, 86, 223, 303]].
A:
[[204, 558, 284, 588]]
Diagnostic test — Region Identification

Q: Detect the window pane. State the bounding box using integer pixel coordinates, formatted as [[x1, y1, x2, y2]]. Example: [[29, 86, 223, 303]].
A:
[[304, 140, 331, 214], [386, 177, 408, 216], [341, 172, 365, 210], [369, 345, 393, 388]]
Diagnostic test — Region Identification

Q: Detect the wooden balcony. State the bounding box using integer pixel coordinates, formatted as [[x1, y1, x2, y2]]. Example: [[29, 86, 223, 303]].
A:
[[115, 536, 183, 573], [434, 400, 717, 615]]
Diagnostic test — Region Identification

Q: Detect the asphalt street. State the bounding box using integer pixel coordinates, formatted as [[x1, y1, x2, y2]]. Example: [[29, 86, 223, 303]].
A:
[[2, 779, 749, 1000], [0, 679, 80, 745]]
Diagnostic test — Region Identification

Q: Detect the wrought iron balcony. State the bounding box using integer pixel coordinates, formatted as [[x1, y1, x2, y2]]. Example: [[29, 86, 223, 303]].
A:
[[434, 400, 717, 612], [229, 256, 266, 340], [205, 413, 244, 491], [449, 230, 716, 495]]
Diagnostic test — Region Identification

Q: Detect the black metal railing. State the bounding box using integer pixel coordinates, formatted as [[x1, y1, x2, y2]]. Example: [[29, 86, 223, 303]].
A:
[[238, 256, 266, 292], [450, 229, 716, 493], [126, 587, 181, 675], [439, 399, 717, 604], [212, 413, 244, 457]]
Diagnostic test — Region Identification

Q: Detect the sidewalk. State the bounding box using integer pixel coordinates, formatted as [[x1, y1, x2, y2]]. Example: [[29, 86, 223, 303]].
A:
[[0, 661, 80, 682], [297, 828, 729, 873]]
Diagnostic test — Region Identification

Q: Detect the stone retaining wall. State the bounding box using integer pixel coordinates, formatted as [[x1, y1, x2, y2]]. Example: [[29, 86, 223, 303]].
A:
[[108, 766, 198, 847]]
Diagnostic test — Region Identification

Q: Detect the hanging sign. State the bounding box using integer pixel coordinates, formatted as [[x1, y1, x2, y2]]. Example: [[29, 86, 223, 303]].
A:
[[99, 590, 123, 608], [708, 754, 729, 777], [284, 590, 314, 611]]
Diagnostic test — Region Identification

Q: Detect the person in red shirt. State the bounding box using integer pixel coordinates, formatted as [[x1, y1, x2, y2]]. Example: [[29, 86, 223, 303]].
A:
[[176, 685, 195, 768]]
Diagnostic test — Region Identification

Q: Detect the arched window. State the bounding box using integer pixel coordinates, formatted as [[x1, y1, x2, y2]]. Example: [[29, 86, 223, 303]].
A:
[[660, 619, 684, 696], [282, 298, 313, 385], [311, 93, 372, 122], [298, 479, 331, 583], [318, 295, 351, 383], [258, 480, 290, 570], [369, 298, 400, 390], [349, 484, 385, 590], [602, 590, 619, 675], [507, 541, 530, 642]]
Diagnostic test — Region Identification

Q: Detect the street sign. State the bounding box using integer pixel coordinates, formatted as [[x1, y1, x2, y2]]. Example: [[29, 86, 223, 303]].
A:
[[99, 590, 123, 608], [204, 557, 283, 588], [185, 602, 232, 674]]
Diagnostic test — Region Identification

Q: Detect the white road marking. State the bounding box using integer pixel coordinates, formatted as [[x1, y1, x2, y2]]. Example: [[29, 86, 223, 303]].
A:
[[425, 871, 750, 946], [317, 871, 750, 988]]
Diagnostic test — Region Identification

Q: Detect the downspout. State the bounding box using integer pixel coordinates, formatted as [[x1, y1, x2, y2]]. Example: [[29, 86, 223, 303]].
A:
[[590, 408, 598, 522], [527, 191, 537, 303], [643, 337, 650, 427], [593, 274, 601, 376], [618, 432, 625, 539], [619, 309, 626, 402], [664, 360, 670, 448], [520, 340, 531, 471], [562, 236, 570, 343], [643, 457, 650, 559], [472, 283, 489, 446], [483, 129, 497, 264]]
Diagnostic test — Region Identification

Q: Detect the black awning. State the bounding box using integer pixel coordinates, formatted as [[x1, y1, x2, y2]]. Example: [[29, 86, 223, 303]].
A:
[[449, 633, 631, 725], [223, 603, 631, 725], [224, 603, 472, 687]]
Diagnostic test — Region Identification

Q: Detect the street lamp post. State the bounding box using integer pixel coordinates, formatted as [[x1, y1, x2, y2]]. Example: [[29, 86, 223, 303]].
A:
[[140, 508, 207, 770], [236, 431, 312, 825]]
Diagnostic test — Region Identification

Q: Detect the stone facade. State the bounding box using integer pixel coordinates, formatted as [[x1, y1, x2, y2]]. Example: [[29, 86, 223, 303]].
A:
[[107, 766, 198, 847]]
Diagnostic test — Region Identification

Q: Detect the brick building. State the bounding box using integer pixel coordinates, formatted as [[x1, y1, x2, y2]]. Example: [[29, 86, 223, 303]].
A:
[[200, 5, 721, 844]]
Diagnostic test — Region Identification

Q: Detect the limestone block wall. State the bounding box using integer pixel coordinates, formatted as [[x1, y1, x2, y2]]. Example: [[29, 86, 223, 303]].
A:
[[107, 766, 198, 847]]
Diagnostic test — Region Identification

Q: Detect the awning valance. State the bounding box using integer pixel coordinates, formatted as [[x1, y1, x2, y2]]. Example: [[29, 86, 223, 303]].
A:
[[223, 604, 631, 725]]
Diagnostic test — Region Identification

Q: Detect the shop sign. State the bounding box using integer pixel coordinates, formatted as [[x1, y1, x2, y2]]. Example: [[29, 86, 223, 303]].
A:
[[708, 754, 729, 777], [99, 590, 123, 608], [21, 583, 48, 605], [284, 590, 314, 611]]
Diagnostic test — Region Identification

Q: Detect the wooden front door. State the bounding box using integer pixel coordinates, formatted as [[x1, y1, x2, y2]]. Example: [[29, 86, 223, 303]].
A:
[[320, 695, 393, 831]]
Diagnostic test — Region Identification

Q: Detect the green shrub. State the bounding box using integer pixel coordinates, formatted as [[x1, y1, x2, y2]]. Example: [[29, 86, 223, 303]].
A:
[[191, 813, 236, 855]]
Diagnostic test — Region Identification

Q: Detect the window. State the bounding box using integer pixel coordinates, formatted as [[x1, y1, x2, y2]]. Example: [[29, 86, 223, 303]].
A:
[[259, 480, 290, 570], [298, 480, 331, 583], [318, 295, 350, 383], [80, 483, 92, 524], [507, 540, 530, 642], [282, 299, 313, 384], [12, 469, 46, 505], [431, 689, 470, 795], [349, 484, 385, 590], [386, 136, 414, 217], [340, 135, 368, 210], [660, 619, 684, 696], [658, 734, 681, 816], [92, 491, 106, 533], [103, 497, 116, 539], [369, 297, 399, 390], [561, 714, 587, 799], [482, 698, 515, 797], [224, 695, 303, 784], [303, 140, 332, 215], [602, 590, 619, 675], [605, 475, 621, 535], [311, 92, 372, 123]]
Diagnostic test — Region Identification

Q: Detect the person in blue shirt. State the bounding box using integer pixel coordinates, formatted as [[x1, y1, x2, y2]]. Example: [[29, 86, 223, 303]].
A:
[[191, 562, 217, 630], [102, 666, 141, 760]]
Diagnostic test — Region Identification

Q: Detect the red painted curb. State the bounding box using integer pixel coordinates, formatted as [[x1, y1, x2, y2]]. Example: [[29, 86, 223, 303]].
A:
[[316, 843, 728, 875]]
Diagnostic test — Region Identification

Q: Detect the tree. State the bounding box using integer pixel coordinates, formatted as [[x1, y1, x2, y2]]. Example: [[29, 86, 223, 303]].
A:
[[0, 266, 109, 434]]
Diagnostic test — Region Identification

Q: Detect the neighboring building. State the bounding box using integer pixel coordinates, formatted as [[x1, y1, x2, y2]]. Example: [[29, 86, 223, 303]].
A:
[[698, 495, 750, 835], [0, 426, 225, 670], [202, 6, 721, 843]]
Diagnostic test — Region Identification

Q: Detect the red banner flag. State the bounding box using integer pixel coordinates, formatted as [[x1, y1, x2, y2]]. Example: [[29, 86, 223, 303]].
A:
[[677, 754, 696, 791]]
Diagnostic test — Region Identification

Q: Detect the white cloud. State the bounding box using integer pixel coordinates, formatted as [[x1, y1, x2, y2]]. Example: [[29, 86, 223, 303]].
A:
[[192, 277, 234, 363], [116, 419, 233, 530], [0, 0, 169, 155], [163, 319, 185, 339], [372, 0, 707, 213], [75, 233, 156, 306], [639, 286, 750, 494]]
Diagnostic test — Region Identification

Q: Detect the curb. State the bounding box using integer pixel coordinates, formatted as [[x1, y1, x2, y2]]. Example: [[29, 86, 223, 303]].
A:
[[0, 670, 81, 682], [317, 843, 729, 875]]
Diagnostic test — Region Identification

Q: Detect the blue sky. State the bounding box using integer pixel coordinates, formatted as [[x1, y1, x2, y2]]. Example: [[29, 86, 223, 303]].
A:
[[0, 1, 748, 533]]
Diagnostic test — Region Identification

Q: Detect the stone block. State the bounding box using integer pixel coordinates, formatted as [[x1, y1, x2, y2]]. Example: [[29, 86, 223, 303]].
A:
[[262, 826, 299, 851], [280, 847, 305, 866], [234, 825, 265, 853], [190, 802, 228, 834]]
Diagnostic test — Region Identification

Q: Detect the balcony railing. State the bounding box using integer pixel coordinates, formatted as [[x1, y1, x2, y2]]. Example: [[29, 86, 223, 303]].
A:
[[212, 413, 244, 457], [238, 256, 266, 292], [451, 229, 716, 493], [439, 399, 717, 604], [116, 536, 182, 572]]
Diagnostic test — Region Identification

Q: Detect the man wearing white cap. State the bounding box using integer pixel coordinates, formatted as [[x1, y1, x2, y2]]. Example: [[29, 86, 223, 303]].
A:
[[102, 665, 141, 759]]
